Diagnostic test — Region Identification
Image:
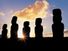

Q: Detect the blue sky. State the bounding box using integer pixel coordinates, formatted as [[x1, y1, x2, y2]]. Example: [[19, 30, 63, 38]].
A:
[[0, 0, 35, 11], [48, 0, 68, 29]]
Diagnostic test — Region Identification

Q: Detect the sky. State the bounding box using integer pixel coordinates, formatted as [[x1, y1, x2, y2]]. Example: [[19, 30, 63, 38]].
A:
[[0, 0, 68, 38]]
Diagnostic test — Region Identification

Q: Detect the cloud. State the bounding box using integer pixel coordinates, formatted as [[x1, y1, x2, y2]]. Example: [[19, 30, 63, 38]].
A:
[[64, 29, 68, 37], [64, 29, 68, 33], [14, 0, 49, 20], [0, 12, 5, 16]]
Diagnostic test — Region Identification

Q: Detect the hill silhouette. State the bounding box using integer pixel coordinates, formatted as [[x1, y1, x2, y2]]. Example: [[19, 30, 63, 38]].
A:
[[0, 37, 68, 49]]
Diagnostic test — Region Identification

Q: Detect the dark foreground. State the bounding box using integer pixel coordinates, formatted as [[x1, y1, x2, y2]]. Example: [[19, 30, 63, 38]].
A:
[[0, 37, 68, 49]]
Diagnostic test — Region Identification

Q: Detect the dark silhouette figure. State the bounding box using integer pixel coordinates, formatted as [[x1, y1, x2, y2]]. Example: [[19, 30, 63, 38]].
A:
[[35, 18, 43, 48], [35, 18, 43, 38], [10, 16, 18, 40], [23, 21, 30, 39], [52, 9, 64, 40], [2, 24, 8, 39], [23, 21, 30, 47]]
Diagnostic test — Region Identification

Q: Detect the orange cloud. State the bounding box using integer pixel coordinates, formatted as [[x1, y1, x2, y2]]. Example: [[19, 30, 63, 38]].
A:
[[14, 0, 49, 20], [0, 12, 5, 16]]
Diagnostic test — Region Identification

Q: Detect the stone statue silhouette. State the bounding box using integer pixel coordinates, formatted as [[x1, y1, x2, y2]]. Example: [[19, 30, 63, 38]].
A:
[[52, 9, 64, 40], [10, 16, 18, 40], [2, 24, 8, 39], [35, 18, 43, 38], [23, 21, 30, 39]]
